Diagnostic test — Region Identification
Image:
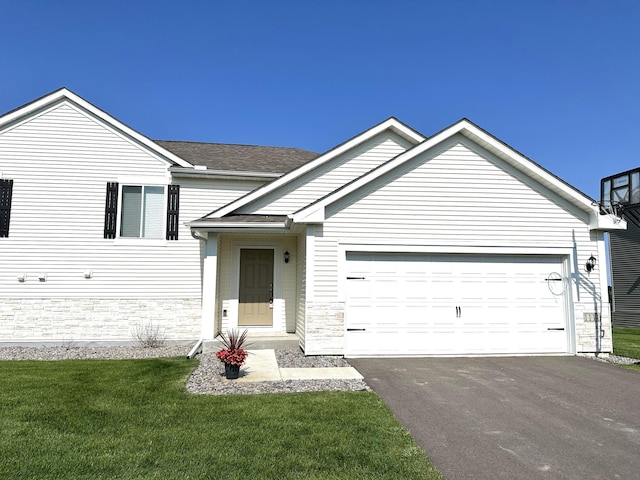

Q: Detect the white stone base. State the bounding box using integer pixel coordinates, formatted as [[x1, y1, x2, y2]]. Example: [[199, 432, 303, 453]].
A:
[[0, 297, 201, 343]]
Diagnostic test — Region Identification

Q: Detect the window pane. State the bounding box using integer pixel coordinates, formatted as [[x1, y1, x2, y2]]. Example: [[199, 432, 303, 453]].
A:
[[613, 175, 629, 188], [632, 173, 640, 204], [602, 180, 611, 206], [121, 186, 142, 237], [613, 186, 629, 204], [142, 186, 164, 238]]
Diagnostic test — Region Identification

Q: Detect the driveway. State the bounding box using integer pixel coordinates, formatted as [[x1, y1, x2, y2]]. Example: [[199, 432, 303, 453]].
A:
[[349, 356, 640, 480]]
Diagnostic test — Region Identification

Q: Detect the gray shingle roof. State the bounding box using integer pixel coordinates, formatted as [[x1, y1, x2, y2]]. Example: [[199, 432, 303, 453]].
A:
[[155, 140, 319, 174]]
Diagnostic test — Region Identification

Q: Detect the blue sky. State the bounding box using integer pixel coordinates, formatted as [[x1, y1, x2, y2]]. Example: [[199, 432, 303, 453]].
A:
[[1, 0, 638, 199]]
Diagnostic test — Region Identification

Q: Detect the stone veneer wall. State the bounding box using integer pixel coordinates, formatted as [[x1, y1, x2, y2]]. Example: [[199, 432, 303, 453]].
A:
[[0, 298, 201, 343], [574, 307, 613, 354], [303, 301, 345, 355]]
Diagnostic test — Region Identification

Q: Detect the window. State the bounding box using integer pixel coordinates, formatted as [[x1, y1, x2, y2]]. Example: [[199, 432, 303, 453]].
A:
[[103, 182, 180, 240], [0, 179, 13, 238], [121, 185, 164, 238]]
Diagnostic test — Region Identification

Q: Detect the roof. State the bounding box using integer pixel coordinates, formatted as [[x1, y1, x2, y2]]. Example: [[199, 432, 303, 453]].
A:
[[206, 117, 426, 219], [0, 88, 194, 169], [156, 140, 319, 174]]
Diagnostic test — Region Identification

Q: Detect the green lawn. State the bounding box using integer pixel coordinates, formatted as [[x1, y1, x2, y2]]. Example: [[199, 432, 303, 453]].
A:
[[0, 358, 443, 480], [612, 327, 640, 359], [612, 327, 640, 371]]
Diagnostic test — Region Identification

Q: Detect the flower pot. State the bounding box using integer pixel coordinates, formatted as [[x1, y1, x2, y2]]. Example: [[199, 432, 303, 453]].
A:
[[225, 363, 240, 380]]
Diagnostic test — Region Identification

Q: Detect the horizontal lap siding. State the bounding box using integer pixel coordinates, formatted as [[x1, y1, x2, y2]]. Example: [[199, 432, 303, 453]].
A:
[[610, 222, 640, 327], [245, 132, 413, 215], [296, 232, 306, 347], [316, 140, 601, 306], [326, 141, 588, 244], [0, 102, 259, 299]]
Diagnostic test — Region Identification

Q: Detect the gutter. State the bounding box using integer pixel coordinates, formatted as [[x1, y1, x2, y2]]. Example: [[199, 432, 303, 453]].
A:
[[170, 166, 282, 181]]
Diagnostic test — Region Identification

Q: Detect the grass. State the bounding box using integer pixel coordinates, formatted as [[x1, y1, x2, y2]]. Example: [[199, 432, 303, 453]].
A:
[[0, 358, 443, 480], [612, 327, 640, 371]]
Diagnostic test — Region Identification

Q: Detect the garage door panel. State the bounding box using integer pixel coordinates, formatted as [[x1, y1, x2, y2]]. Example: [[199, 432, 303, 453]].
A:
[[345, 253, 568, 356]]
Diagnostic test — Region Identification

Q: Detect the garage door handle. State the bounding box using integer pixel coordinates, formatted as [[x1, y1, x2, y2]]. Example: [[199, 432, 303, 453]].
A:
[[347, 276, 366, 280], [347, 328, 366, 332], [547, 327, 565, 331]]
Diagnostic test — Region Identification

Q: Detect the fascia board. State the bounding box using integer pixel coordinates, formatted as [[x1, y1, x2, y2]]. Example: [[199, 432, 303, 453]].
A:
[[293, 122, 464, 220], [209, 118, 423, 219], [588, 212, 627, 231], [292, 206, 325, 223], [186, 222, 291, 232], [0, 88, 194, 169], [170, 167, 280, 181], [294, 119, 598, 221], [458, 121, 595, 211]]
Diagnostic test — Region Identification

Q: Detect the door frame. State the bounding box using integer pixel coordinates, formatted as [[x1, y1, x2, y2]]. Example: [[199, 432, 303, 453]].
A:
[[229, 240, 284, 333]]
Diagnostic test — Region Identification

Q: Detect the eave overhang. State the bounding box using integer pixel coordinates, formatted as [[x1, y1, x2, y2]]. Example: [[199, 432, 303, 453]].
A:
[[588, 211, 627, 231], [187, 215, 292, 232], [170, 166, 281, 181]]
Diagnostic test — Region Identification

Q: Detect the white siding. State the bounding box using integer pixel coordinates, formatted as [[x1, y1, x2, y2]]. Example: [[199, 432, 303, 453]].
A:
[[310, 138, 609, 353], [0, 103, 261, 300], [0, 101, 264, 342], [295, 230, 306, 348], [241, 132, 413, 215]]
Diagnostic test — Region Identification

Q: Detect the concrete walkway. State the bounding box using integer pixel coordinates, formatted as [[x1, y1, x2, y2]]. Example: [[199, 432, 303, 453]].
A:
[[233, 349, 363, 382]]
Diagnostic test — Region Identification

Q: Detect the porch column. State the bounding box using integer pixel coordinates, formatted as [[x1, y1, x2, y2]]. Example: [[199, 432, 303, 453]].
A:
[[201, 233, 218, 340]]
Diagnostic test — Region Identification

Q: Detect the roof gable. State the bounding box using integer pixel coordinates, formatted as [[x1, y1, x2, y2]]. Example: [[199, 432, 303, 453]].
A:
[[292, 118, 613, 230], [205, 117, 426, 219], [0, 88, 194, 169]]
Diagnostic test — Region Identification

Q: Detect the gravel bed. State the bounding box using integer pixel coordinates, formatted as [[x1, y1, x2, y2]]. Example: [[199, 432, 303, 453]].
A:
[[0, 344, 190, 361], [186, 349, 369, 396], [593, 354, 640, 365], [0, 345, 369, 396]]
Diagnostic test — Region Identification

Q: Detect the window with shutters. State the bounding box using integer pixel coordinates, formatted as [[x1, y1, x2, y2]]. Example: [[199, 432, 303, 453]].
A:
[[0, 179, 13, 238], [104, 183, 180, 240], [121, 185, 164, 238]]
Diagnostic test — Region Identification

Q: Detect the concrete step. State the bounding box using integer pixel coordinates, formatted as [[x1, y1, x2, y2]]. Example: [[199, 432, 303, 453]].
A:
[[203, 333, 299, 353]]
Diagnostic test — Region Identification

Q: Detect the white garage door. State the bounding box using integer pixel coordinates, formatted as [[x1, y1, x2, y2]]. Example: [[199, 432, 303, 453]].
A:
[[345, 253, 569, 356]]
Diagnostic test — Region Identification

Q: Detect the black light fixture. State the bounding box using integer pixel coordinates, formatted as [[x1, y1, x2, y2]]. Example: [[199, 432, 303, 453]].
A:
[[284, 251, 290, 264], [585, 254, 597, 273]]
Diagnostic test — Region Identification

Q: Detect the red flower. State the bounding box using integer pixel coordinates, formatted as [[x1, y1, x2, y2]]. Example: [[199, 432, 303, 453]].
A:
[[216, 329, 250, 366], [216, 348, 248, 366]]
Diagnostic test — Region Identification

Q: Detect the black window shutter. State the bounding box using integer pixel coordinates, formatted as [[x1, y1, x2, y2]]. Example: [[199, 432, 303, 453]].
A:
[[104, 182, 119, 239], [0, 179, 13, 238], [166, 184, 180, 240]]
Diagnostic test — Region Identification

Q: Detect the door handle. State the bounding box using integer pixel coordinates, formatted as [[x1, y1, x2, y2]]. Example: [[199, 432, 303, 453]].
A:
[[347, 328, 366, 332], [547, 327, 565, 331]]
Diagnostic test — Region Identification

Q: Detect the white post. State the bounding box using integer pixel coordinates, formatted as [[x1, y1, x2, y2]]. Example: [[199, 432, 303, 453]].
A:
[[201, 233, 218, 340]]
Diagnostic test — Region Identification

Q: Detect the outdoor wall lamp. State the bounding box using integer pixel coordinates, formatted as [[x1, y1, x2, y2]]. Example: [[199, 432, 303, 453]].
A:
[[284, 251, 290, 264], [585, 254, 597, 273]]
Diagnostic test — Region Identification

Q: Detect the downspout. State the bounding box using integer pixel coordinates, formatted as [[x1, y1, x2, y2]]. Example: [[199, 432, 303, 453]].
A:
[[186, 338, 204, 359], [186, 229, 208, 358]]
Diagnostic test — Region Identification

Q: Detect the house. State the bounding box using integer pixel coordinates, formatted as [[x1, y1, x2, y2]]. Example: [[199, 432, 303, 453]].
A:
[[600, 169, 640, 328], [0, 88, 624, 356]]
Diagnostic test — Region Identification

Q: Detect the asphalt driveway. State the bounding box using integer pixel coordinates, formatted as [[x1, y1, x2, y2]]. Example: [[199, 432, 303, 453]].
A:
[[349, 356, 640, 480]]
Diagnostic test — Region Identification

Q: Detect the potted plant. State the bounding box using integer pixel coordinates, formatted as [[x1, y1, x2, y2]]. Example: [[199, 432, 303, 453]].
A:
[[216, 329, 249, 379]]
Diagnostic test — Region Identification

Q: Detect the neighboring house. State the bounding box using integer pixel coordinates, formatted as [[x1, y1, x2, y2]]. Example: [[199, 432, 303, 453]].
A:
[[600, 169, 640, 328], [0, 88, 624, 356]]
